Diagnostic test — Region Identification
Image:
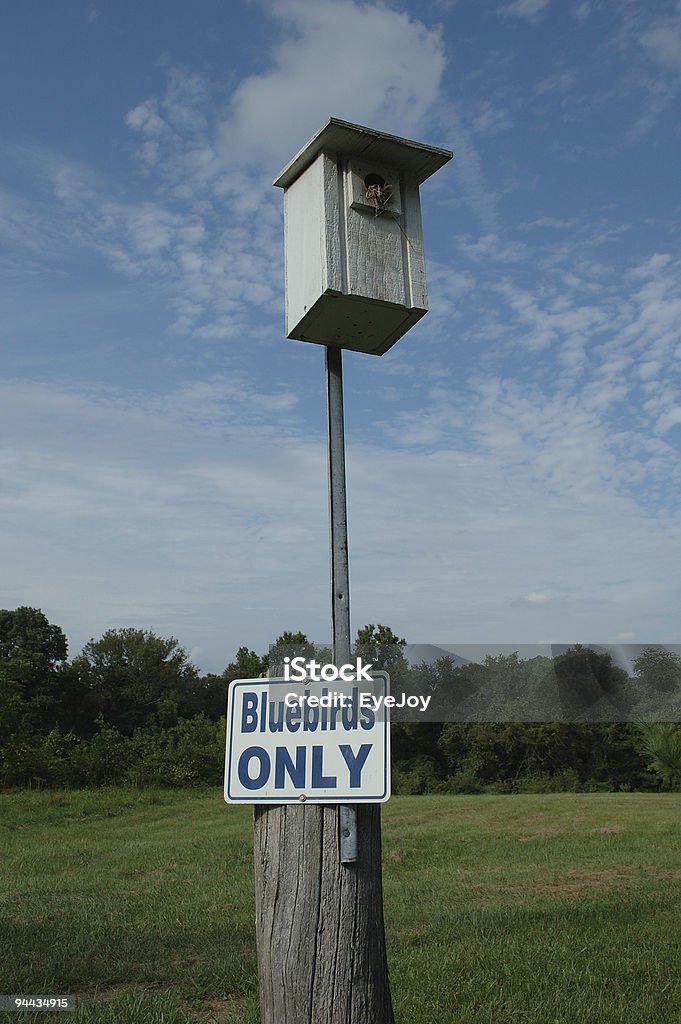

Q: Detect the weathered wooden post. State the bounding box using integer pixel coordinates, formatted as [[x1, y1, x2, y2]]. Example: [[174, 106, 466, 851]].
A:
[[230, 118, 451, 1024]]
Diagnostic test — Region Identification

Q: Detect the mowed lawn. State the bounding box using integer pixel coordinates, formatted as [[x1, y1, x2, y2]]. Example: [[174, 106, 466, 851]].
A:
[[1, 790, 681, 1023]]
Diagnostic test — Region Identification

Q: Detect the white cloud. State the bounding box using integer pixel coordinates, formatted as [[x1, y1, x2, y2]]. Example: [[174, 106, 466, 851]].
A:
[[0, 378, 326, 669], [469, 99, 513, 136], [608, 3, 681, 138], [521, 217, 578, 231], [498, 0, 550, 23], [443, 108, 499, 231], [641, 5, 681, 71], [643, 27, 681, 71], [492, 277, 608, 355], [11, 87, 282, 340], [535, 69, 577, 96], [521, 592, 550, 605], [458, 233, 526, 263], [125, 98, 167, 138], [219, 0, 446, 169], [655, 407, 681, 435], [4, 358, 681, 668]]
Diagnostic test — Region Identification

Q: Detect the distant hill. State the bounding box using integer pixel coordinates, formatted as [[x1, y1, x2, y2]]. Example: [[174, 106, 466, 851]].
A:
[[402, 643, 681, 674], [403, 644, 470, 668], [551, 643, 681, 675]]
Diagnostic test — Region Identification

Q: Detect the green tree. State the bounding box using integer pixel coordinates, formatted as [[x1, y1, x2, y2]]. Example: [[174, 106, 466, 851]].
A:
[[196, 646, 270, 722], [354, 624, 408, 683], [636, 722, 681, 789], [437, 721, 647, 792], [633, 647, 681, 695], [268, 631, 317, 675], [353, 624, 441, 780], [554, 645, 630, 720], [223, 646, 268, 681], [405, 657, 481, 728], [0, 607, 70, 734], [0, 606, 68, 671], [71, 628, 200, 735]]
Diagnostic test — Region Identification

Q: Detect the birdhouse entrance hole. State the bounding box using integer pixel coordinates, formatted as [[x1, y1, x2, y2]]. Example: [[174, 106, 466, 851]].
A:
[[363, 173, 394, 214]]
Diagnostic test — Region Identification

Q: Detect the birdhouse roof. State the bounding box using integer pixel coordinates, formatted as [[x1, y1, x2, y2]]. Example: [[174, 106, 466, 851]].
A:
[[273, 117, 453, 189]]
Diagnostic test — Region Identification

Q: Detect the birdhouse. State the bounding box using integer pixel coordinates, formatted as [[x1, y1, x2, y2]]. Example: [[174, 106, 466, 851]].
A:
[[273, 118, 452, 356]]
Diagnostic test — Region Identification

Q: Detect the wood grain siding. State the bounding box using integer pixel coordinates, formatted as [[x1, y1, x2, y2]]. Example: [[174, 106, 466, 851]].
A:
[[402, 174, 427, 311], [254, 803, 394, 1024], [325, 150, 346, 295], [284, 153, 324, 337], [346, 204, 405, 306]]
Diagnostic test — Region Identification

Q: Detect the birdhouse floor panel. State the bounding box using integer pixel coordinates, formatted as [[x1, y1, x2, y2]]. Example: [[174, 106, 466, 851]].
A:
[[285, 292, 425, 356]]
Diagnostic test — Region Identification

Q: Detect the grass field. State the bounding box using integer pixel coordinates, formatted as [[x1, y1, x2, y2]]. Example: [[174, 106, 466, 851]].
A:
[[1, 789, 681, 1023]]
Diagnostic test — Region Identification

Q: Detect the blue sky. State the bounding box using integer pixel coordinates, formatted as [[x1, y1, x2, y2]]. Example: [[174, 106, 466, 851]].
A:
[[2, 0, 681, 673]]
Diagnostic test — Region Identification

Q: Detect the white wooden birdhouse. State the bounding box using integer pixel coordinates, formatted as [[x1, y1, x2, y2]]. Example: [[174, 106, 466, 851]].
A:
[[273, 118, 452, 356]]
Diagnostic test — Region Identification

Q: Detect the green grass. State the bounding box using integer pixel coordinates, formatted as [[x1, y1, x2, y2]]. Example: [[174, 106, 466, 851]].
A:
[[1, 790, 681, 1022]]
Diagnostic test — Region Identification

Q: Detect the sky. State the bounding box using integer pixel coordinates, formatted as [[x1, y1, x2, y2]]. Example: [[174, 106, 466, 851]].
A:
[[2, 0, 681, 674]]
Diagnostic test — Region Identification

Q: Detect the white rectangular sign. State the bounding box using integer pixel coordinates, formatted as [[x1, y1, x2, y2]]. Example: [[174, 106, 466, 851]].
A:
[[224, 674, 391, 804]]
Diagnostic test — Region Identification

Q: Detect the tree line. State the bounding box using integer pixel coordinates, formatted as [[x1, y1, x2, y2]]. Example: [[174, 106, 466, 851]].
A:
[[1, 607, 680, 792]]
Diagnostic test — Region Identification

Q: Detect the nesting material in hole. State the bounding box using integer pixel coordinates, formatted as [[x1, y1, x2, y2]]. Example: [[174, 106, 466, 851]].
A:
[[364, 173, 393, 214]]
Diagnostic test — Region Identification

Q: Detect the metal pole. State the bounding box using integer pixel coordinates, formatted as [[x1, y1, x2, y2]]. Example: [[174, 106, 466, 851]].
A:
[[325, 344, 358, 863]]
